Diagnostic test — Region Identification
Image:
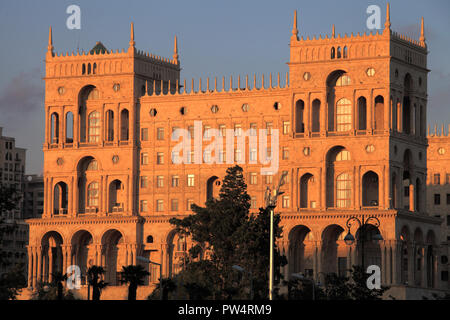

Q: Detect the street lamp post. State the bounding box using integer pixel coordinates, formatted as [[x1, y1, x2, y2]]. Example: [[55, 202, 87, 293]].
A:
[[343, 215, 383, 271], [264, 171, 288, 301], [137, 256, 163, 300]]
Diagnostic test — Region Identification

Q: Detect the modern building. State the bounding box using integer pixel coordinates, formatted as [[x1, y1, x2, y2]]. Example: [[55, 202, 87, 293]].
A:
[[0, 127, 28, 277], [23, 175, 44, 219], [426, 126, 450, 290], [26, 5, 448, 299]]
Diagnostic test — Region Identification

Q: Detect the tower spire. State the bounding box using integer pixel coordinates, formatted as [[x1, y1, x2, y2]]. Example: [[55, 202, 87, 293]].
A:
[[129, 22, 135, 47], [291, 10, 298, 41], [384, 3, 391, 31], [332, 24, 335, 38], [173, 35, 179, 62], [47, 26, 54, 52], [420, 17, 426, 44]]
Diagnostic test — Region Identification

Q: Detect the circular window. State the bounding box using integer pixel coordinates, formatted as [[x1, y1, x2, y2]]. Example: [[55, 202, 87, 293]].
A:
[[149, 108, 157, 117], [366, 144, 375, 153], [57, 87, 65, 95], [180, 107, 186, 115], [366, 68, 375, 77], [215, 180, 221, 186], [242, 104, 249, 112], [303, 72, 311, 81], [113, 83, 120, 92], [303, 147, 310, 156], [112, 155, 119, 164], [56, 158, 64, 166], [438, 147, 446, 155], [273, 102, 281, 110], [211, 105, 219, 113]]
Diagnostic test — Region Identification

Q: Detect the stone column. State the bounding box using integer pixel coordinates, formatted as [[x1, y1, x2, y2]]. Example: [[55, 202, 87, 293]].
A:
[[115, 104, 120, 145], [321, 92, 327, 135], [408, 242, 415, 286], [398, 101, 403, 133], [391, 240, 401, 285], [380, 241, 387, 285], [27, 246, 33, 287], [305, 94, 310, 135], [48, 248, 53, 283], [37, 247, 42, 285], [421, 246, 427, 288]]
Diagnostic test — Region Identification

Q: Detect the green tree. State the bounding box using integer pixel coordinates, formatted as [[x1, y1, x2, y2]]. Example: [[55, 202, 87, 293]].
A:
[[119, 265, 150, 300], [30, 272, 76, 300], [170, 165, 286, 300], [0, 183, 23, 300], [87, 266, 108, 300]]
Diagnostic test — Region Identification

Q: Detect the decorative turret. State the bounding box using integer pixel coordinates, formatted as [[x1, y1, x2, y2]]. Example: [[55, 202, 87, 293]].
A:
[[173, 35, 179, 64], [291, 10, 299, 42], [332, 24, 335, 38], [129, 22, 135, 48], [420, 17, 426, 46], [47, 27, 54, 58], [384, 3, 391, 33]]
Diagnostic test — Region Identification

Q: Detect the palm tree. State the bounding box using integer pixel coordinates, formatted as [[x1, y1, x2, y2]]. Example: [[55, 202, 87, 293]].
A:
[[119, 265, 149, 300], [87, 266, 108, 300]]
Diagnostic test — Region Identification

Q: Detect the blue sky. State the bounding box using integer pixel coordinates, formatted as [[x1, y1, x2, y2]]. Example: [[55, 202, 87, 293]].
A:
[[0, 0, 449, 174]]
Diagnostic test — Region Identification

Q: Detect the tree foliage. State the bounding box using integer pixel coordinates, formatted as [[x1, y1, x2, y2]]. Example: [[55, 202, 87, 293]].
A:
[[169, 165, 286, 300], [87, 266, 108, 300], [119, 265, 150, 300]]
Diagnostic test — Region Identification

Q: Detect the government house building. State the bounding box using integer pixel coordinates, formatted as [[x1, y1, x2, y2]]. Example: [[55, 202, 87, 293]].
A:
[[26, 6, 448, 299]]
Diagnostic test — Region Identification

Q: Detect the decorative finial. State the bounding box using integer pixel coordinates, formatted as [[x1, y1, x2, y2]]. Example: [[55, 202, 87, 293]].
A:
[[129, 22, 135, 47], [384, 3, 391, 31], [420, 17, 426, 43], [332, 24, 335, 38], [48, 27, 54, 52], [291, 10, 299, 41], [173, 35, 179, 62]]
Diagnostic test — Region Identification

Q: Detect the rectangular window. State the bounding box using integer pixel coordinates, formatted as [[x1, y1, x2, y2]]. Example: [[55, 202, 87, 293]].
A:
[[186, 199, 194, 211], [234, 124, 242, 137], [219, 125, 226, 137], [140, 200, 148, 212], [203, 125, 211, 139], [266, 122, 273, 135], [282, 195, 290, 208], [140, 176, 148, 188], [157, 152, 164, 164], [188, 126, 195, 139], [187, 174, 195, 187], [157, 176, 164, 188], [447, 194, 450, 205], [141, 128, 149, 141], [171, 151, 180, 164], [219, 151, 226, 163], [265, 174, 273, 185], [234, 149, 242, 162], [172, 175, 179, 187], [141, 153, 148, 165], [171, 199, 179, 212], [434, 174, 441, 185], [250, 197, 257, 209], [250, 148, 257, 162], [189, 151, 195, 164], [204, 150, 212, 163], [157, 127, 165, 140], [250, 172, 258, 185], [249, 123, 257, 136], [434, 194, 441, 205], [282, 171, 290, 184], [282, 147, 289, 160], [283, 121, 290, 135], [156, 200, 164, 212]]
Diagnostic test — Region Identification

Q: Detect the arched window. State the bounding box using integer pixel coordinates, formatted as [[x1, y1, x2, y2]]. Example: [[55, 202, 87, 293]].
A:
[[337, 47, 342, 59], [295, 100, 305, 133], [93, 63, 97, 74], [106, 110, 114, 141], [51, 113, 59, 144], [120, 109, 129, 141], [88, 111, 100, 143], [86, 159, 98, 171], [343, 46, 348, 58], [311, 99, 321, 132], [336, 98, 352, 132], [176, 236, 186, 252], [331, 47, 336, 59], [358, 97, 367, 130], [362, 171, 379, 207], [374, 96, 384, 130], [146, 235, 154, 243], [87, 63, 91, 75], [336, 173, 351, 208], [82, 64, 86, 75], [300, 173, 315, 208], [336, 150, 351, 161], [65, 112, 74, 143], [87, 181, 99, 207]]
